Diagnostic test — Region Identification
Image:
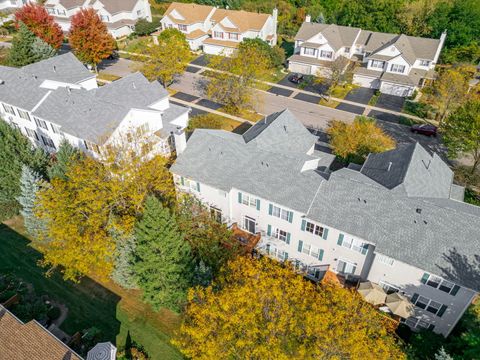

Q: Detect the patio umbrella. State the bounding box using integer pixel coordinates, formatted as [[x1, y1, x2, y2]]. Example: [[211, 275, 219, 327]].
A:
[[385, 292, 415, 318], [357, 281, 387, 305]]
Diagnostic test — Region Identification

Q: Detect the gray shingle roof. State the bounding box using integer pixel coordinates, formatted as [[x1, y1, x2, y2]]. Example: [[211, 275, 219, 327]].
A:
[[295, 23, 360, 50]]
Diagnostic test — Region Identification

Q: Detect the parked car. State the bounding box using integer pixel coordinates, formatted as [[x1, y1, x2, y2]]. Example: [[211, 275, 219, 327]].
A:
[[410, 123, 438, 137], [288, 73, 304, 84], [107, 50, 119, 60]]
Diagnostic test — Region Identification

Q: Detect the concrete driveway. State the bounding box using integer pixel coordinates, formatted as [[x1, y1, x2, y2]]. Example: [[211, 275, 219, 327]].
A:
[[344, 88, 375, 105], [190, 54, 210, 67], [376, 94, 405, 112], [336, 103, 365, 115]]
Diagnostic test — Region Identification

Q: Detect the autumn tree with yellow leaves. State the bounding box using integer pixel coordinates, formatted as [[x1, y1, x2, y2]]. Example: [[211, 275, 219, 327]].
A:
[[35, 141, 174, 281], [174, 256, 406, 360]]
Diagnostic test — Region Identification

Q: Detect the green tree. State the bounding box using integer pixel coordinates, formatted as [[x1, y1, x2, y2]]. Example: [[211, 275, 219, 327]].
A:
[[134, 196, 194, 312], [435, 347, 453, 360], [111, 229, 137, 289], [441, 99, 480, 173], [239, 38, 285, 69], [316, 56, 350, 97], [7, 22, 39, 66], [0, 120, 48, 221], [134, 18, 159, 36], [140, 28, 191, 87], [47, 140, 83, 180], [31, 37, 56, 61], [17, 165, 46, 237]]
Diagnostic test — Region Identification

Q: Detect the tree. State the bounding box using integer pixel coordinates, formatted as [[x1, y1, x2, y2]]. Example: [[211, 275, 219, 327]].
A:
[[316, 55, 350, 97], [15, 2, 63, 49], [111, 229, 137, 289], [238, 38, 285, 69], [430, 68, 469, 124], [17, 165, 46, 237], [435, 347, 453, 360], [174, 256, 405, 359], [31, 37, 56, 61], [140, 28, 191, 87], [134, 18, 159, 36], [47, 140, 83, 180], [7, 22, 40, 66], [69, 8, 115, 72], [327, 116, 396, 164], [133, 196, 194, 312], [441, 99, 480, 173], [204, 44, 270, 114], [396, 0, 441, 37], [0, 120, 48, 221]]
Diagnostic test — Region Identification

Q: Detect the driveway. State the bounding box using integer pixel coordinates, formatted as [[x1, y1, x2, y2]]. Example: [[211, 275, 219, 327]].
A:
[[336, 103, 365, 115], [376, 94, 405, 112], [293, 93, 322, 104], [367, 110, 402, 123], [186, 65, 202, 73], [190, 54, 210, 67], [277, 74, 326, 94], [267, 86, 294, 97], [172, 92, 199, 102], [99, 58, 139, 77], [344, 88, 375, 105]]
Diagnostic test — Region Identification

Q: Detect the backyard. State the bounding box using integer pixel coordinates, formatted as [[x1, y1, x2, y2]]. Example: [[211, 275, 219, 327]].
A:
[[0, 217, 183, 360]]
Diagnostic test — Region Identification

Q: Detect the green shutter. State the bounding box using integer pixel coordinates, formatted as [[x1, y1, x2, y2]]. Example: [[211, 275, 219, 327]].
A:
[[196, 182, 200, 192], [437, 305, 448, 317], [286, 232, 291, 244], [420, 273, 430, 284], [180, 176, 185, 186], [337, 233, 344, 246], [267, 224, 271, 236], [318, 249, 324, 261], [284, 252, 288, 260], [301, 219, 306, 231], [288, 211, 293, 223], [322, 228, 329, 240], [411, 293, 419, 304], [297, 240, 303, 252], [238, 192, 242, 204], [450, 285, 460, 296], [268, 204, 273, 215], [361, 244, 368, 255], [256, 199, 260, 210]]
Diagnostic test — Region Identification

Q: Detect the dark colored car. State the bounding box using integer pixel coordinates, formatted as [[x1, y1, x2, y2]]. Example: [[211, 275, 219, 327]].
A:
[[410, 123, 438, 137], [107, 50, 119, 60], [288, 73, 304, 84]]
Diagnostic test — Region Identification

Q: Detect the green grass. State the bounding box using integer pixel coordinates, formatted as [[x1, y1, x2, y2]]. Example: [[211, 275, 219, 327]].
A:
[[368, 91, 380, 106], [0, 218, 183, 360]]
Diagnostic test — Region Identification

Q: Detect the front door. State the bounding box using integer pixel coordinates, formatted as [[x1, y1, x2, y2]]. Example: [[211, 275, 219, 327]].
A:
[[244, 216, 256, 234]]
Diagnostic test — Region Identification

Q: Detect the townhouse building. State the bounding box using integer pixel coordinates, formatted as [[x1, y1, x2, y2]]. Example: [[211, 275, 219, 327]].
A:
[[171, 109, 479, 337], [161, 2, 277, 55], [44, 0, 152, 38], [0, 53, 189, 157], [289, 16, 446, 97]]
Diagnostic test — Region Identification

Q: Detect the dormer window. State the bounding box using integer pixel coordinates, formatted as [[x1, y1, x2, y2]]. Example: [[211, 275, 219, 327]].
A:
[[370, 60, 384, 69], [319, 50, 333, 59], [390, 64, 405, 73], [344, 47, 350, 53], [178, 24, 187, 32], [304, 47, 315, 56], [214, 31, 224, 39], [420, 60, 430, 66]]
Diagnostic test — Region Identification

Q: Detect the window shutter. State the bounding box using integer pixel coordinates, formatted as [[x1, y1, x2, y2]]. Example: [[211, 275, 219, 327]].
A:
[[450, 285, 460, 296], [411, 293, 419, 304], [256, 199, 260, 211], [180, 176, 185, 186], [286, 232, 291, 244], [268, 203, 273, 215], [267, 224, 271, 236], [301, 219, 306, 231], [337, 233, 344, 246], [361, 244, 368, 255], [420, 273, 430, 284], [297, 240, 303, 252], [318, 249, 324, 261], [284, 252, 289, 260], [288, 211, 293, 223], [437, 305, 448, 318], [322, 228, 329, 240], [196, 182, 200, 192], [238, 192, 242, 204]]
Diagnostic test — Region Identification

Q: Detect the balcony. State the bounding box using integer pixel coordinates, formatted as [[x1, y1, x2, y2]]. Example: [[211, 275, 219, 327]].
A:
[[229, 223, 261, 253]]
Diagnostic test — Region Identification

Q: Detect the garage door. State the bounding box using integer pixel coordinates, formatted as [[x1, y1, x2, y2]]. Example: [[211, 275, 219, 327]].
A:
[[353, 75, 380, 89], [203, 44, 234, 56], [380, 82, 412, 97], [288, 62, 312, 75]]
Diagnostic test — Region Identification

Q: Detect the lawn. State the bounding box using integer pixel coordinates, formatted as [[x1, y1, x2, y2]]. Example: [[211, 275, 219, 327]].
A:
[[0, 217, 183, 360]]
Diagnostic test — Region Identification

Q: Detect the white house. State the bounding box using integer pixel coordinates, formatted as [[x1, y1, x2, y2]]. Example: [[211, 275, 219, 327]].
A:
[[0, 53, 189, 157], [289, 16, 446, 97], [44, 0, 152, 38], [161, 2, 277, 55], [0, 0, 35, 11], [171, 109, 479, 337]]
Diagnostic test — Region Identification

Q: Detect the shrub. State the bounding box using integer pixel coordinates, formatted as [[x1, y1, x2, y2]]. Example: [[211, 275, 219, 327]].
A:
[[134, 18, 159, 36]]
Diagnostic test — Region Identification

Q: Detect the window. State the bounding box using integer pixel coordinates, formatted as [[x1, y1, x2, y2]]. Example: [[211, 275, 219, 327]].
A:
[[17, 109, 31, 121], [11, 122, 20, 130], [100, 15, 109, 22], [57, 9, 66, 16], [2, 104, 15, 115], [411, 293, 448, 317], [214, 31, 224, 39], [305, 221, 324, 237], [137, 9, 143, 16], [304, 47, 315, 56], [51, 123, 62, 135], [228, 33, 239, 40], [34, 117, 48, 130], [186, 179, 200, 192], [337, 260, 356, 275], [370, 60, 385, 69], [344, 47, 350, 53], [414, 295, 429, 309], [270, 204, 292, 222], [390, 64, 405, 73], [379, 281, 400, 295], [41, 135, 55, 149], [241, 193, 257, 208], [420, 60, 430, 66], [274, 228, 288, 242], [420, 273, 460, 295], [243, 216, 256, 234], [302, 243, 311, 256], [338, 234, 368, 255], [210, 206, 222, 223], [403, 317, 434, 331], [319, 50, 333, 59], [376, 253, 395, 266], [25, 127, 39, 140], [178, 24, 187, 32], [47, 8, 55, 14]]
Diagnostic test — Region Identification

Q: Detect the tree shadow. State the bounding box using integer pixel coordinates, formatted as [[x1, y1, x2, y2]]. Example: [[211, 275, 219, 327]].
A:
[[436, 247, 480, 292]]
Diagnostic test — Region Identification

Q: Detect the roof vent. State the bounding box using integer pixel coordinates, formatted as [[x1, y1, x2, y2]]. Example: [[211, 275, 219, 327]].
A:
[[423, 220, 428, 225], [284, 125, 287, 132], [387, 161, 392, 171], [53, 65, 56, 72], [132, 82, 136, 89], [0, 79, 4, 85], [416, 208, 422, 214], [422, 159, 431, 169]]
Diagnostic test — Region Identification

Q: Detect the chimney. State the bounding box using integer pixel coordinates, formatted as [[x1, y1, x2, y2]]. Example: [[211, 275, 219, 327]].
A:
[[272, 7, 278, 23], [305, 14, 311, 23], [433, 30, 447, 64]]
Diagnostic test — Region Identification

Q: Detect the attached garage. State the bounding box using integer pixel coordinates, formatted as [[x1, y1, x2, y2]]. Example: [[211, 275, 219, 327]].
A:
[[353, 74, 380, 89], [288, 62, 312, 75], [380, 82, 414, 97]]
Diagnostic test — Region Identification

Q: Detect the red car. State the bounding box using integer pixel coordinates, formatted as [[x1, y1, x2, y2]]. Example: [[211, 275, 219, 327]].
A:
[[410, 124, 438, 137]]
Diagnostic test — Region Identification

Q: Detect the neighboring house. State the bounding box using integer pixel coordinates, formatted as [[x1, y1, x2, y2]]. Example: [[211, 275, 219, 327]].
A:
[[44, 0, 152, 38], [289, 16, 446, 97], [161, 2, 277, 55], [0, 53, 189, 157], [0, 304, 84, 360], [171, 109, 479, 337], [0, 0, 35, 11]]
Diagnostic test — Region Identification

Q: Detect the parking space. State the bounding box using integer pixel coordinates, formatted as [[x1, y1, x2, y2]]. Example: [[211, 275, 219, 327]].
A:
[[196, 98, 223, 110], [267, 86, 294, 97], [336, 103, 365, 115], [344, 88, 375, 105], [186, 65, 202, 73], [293, 93, 322, 104], [190, 54, 209, 67], [277, 74, 326, 94], [172, 92, 199, 102], [367, 110, 402, 123], [376, 94, 405, 112]]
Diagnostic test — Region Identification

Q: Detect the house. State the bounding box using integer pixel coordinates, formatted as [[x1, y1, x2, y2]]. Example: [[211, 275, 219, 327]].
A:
[[0, 304, 84, 360], [289, 16, 446, 97], [44, 0, 152, 38], [161, 2, 277, 55], [0, 52, 189, 157], [170, 109, 480, 337], [0, 0, 35, 11]]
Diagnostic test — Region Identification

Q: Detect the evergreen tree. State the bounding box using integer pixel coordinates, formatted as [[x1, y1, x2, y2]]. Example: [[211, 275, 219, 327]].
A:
[[134, 196, 194, 312], [47, 140, 83, 180], [31, 37, 56, 61], [17, 165, 46, 237], [435, 347, 453, 360], [111, 229, 137, 289], [7, 22, 39, 67]]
